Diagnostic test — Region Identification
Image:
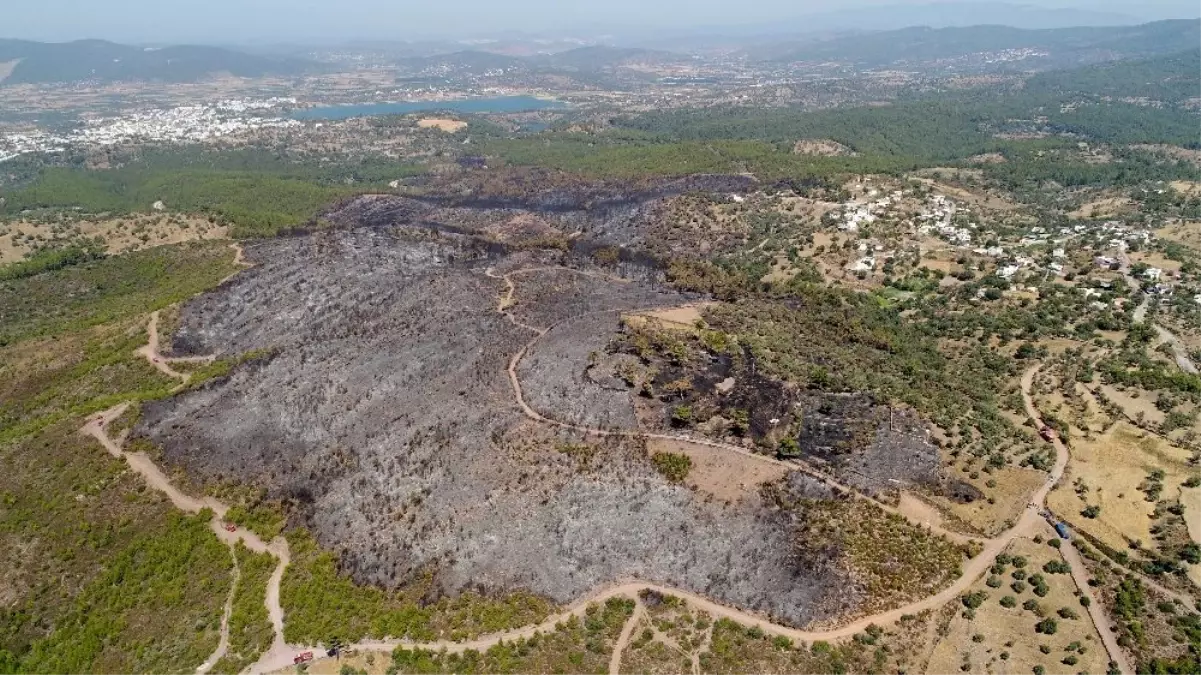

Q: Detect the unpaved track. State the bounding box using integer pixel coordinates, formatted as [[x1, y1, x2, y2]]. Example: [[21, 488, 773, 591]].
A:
[[138, 311, 214, 381], [491, 267, 981, 546], [1125, 258, 1196, 375], [78, 260, 1102, 675], [1021, 366, 1133, 675], [198, 546, 240, 674], [609, 600, 645, 675]]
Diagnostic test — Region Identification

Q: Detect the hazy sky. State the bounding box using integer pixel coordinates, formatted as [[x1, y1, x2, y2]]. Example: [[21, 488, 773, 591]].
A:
[[3, 0, 1197, 43]]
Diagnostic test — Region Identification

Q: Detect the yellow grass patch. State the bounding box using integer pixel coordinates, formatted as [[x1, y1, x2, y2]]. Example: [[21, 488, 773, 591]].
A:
[[1182, 486, 1201, 588], [1069, 196, 1132, 220], [645, 437, 787, 504], [1096, 384, 1165, 427], [0, 215, 226, 264], [1048, 422, 1194, 551], [913, 177, 1019, 211], [1170, 180, 1201, 195], [1156, 222, 1201, 252], [1130, 251, 1183, 275], [417, 118, 467, 133], [623, 304, 710, 332], [924, 537, 1107, 675], [927, 466, 1048, 537]]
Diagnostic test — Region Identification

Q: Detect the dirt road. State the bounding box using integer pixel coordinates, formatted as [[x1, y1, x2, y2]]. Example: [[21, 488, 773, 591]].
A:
[[137, 311, 215, 381], [1124, 258, 1195, 375], [609, 601, 645, 675], [492, 267, 982, 546], [79, 265, 1117, 675], [1155, 324, 1199, 375], [1021, 365, 1134, 675], [197, 546, 240, 674], [81, 300, 291, 675]]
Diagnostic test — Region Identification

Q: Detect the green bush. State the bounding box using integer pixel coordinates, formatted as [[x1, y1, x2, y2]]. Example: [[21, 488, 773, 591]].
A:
[[651, 451, 693, 483]]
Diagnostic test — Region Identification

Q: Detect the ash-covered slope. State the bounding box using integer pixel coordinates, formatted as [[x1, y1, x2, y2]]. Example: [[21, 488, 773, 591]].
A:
[[137, 224, 857, 626]]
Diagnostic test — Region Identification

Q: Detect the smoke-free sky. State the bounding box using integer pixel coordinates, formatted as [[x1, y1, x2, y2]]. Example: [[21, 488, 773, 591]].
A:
[[3, 0, 1197, 43]]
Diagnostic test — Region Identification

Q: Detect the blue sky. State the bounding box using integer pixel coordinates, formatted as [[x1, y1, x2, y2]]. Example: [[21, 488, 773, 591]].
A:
[[3, 0, 1197, 43]]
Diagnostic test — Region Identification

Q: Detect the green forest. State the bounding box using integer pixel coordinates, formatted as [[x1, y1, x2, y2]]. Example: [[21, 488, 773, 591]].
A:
[[0, 150, 425, 238]]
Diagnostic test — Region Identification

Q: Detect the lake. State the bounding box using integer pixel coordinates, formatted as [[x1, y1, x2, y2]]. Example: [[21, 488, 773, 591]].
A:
[[291, 96, 565, 121]]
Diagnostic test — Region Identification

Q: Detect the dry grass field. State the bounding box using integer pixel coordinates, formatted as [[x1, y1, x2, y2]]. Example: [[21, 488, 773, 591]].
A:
[[0, 215, 226, 264], [1181, 485, 1201, 588], [1048, 422, 1194, 552], [1156, 221, 1201, 252], [924, 537, 1108, 675], [1069, 196, 1133, 220], [417, 118, 468, 132], [927, 465, 1049, 537]]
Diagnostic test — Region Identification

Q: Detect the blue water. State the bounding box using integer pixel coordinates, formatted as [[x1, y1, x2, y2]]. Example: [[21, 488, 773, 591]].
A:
[[291, 96, 564, 120]]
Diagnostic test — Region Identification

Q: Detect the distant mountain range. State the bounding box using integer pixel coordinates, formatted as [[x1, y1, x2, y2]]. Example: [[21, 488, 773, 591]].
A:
[[712, 1, 1142, 36], [1023, 47, 1201, 103], [0, 39, 314, 86], [758, 19, 1201, 67], [395, 45, 683, 75]]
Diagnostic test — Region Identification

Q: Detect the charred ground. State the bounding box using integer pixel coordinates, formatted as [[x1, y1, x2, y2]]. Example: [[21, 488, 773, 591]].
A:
[[136, 181, 962, 628]]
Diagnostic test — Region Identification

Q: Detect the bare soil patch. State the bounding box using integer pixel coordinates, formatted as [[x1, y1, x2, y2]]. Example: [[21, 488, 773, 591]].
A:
[[645, 437, 789, 504], [417, 118, 468, 133], [623, 304, 709, 332], [792, 139, 856, 156], [896, 492, 947, 531], [0, 59, 19, 84]]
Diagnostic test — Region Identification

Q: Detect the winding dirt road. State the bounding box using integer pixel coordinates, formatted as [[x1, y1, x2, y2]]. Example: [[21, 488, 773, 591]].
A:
[[487, 267, 983, 547], [198, 547, 240, 674], [237, 269, 1081, 673], [1125, 257, 1196, 375], [1021, 366, 1133, 675], [76, 258, 1135, 675]]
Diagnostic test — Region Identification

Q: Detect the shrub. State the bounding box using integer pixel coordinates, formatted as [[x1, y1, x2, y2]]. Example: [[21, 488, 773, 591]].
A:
[[1000, 596, 1017, 608], [670, 405, 693, 427], [1035, 618, 1058, 635], [1043, 560, 1071, 574], [962, 591, 988, 609], [650, 452, 692, 483]]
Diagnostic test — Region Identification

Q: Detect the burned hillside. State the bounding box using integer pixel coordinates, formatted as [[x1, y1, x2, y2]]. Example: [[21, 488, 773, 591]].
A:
[[137, 222, 862, 627], [583, 317, 947, 497], [133, 178, 984, 629]]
